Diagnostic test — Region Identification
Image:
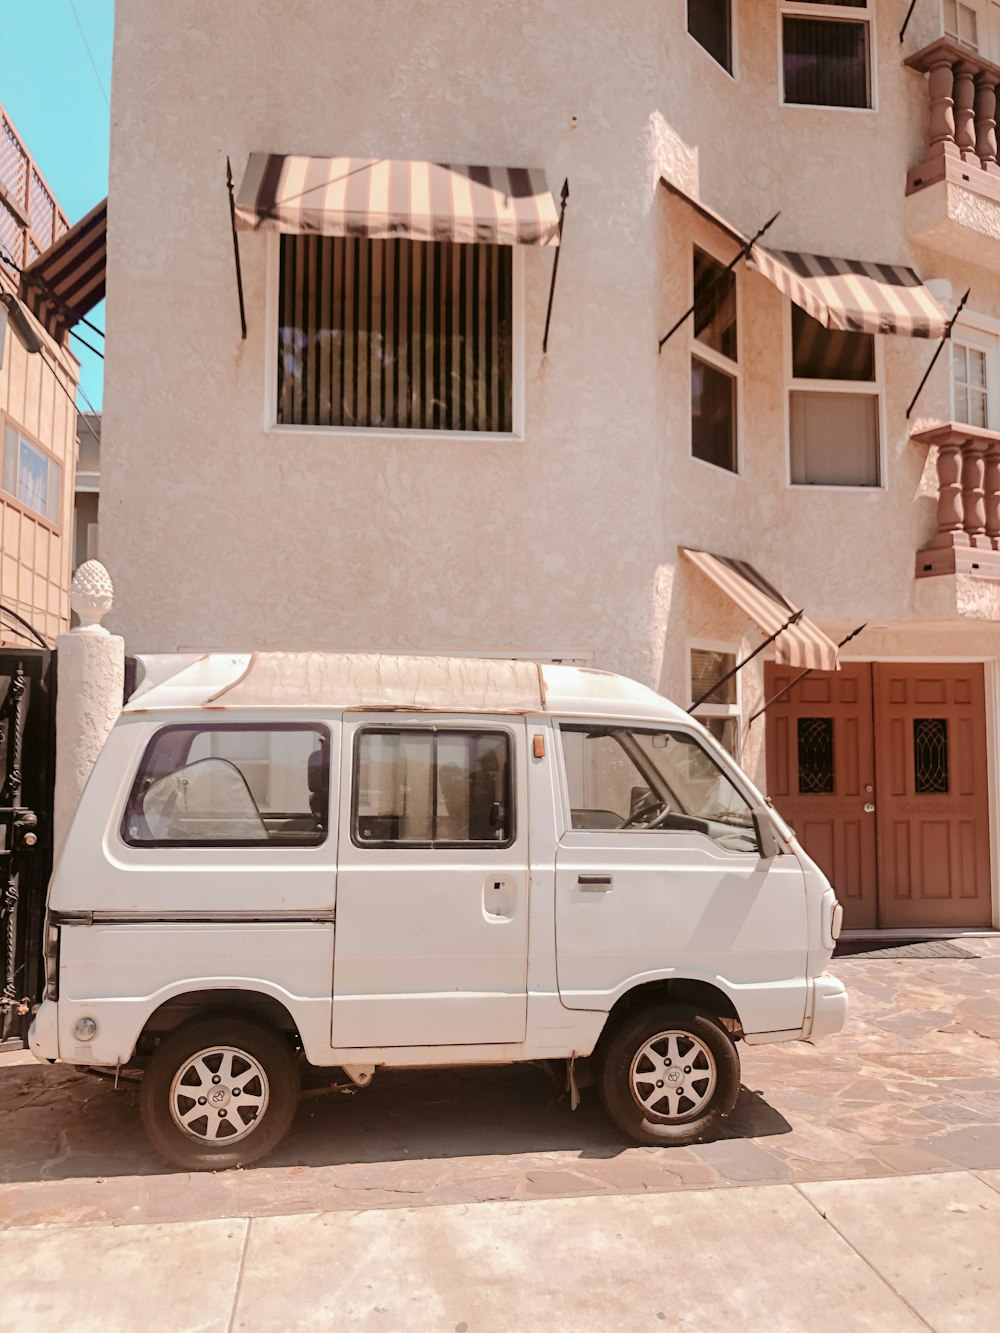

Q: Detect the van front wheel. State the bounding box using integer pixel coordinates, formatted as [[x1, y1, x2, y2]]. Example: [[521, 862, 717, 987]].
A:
[[140, 1017, 300, 1170], [599, 1004, 740, 1146]]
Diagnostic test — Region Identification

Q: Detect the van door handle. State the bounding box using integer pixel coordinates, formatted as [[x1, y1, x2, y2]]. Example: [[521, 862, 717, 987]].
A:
[[578, 875, 612, 891]]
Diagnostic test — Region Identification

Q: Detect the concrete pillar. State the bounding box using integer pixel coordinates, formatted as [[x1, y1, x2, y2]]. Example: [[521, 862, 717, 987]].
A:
[[53, 561, 125, 865]]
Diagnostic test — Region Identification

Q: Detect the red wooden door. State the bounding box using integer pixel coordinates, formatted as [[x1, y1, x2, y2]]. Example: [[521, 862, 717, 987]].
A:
[[764, 663, 878, 930], [873, 664, 992, 928]]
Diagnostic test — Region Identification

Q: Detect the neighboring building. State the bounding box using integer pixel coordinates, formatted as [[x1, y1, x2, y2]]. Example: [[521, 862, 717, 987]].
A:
[[0, 105, 79, 647], [73, 411, 101, 570], [100, 1, 1000, 931]]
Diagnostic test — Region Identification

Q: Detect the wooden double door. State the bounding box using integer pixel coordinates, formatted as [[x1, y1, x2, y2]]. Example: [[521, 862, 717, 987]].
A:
[[765, 663, 992, 930]]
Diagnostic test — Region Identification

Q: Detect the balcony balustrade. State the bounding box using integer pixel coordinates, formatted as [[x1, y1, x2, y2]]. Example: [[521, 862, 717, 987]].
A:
[[913, 422, 1000, 578], [905, 37, 1000, 200]]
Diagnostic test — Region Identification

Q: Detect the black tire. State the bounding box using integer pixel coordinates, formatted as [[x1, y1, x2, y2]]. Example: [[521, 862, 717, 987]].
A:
[[599, 1003, 740, 1147], [139, 1016, 300, 1171]]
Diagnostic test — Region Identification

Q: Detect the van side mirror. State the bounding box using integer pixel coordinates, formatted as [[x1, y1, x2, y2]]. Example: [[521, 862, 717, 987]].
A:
[[752, 806, 784, 860]]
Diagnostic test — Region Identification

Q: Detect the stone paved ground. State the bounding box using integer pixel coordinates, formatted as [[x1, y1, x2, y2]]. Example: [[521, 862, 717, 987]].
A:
[[1, 937, 999, 1230]]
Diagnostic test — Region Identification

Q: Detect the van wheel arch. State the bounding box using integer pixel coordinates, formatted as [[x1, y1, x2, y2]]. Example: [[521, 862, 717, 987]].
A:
[[135, 989, 302, 1060], [595, 979, 743, 1056]]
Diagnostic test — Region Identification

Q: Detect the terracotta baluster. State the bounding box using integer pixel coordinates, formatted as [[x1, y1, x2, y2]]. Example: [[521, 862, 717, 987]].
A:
[[984, 441, 1000, 548], [934, 439, 967, 545], [961, 439, 988, 544], [975, 72, 1000, 174], [955, 61, 978, 162], [927, 55, 958, 156]]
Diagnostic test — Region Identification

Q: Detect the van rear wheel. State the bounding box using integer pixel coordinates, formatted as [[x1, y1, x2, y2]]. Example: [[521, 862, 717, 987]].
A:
[[599, 1004, 740, 1147], [140, 1017, 300, 1171]]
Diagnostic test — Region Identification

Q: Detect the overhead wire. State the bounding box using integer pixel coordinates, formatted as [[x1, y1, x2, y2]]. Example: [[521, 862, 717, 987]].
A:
[[69, 0, 111, 112]]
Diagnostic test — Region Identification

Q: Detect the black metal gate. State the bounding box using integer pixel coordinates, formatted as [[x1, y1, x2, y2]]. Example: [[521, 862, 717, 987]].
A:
[[0, 650, 56, 1049]]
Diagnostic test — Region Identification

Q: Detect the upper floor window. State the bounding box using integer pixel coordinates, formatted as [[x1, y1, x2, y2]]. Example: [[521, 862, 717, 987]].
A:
[[691, 247, 739, 473], [353, 728, 513, 847], [275, 236, 516, 435], [781, 2, 873, 109], [687, 0, 733, 75], [2, 423, 61, 524], [123, 724, 330, 847], [788, 305, 881, 486]]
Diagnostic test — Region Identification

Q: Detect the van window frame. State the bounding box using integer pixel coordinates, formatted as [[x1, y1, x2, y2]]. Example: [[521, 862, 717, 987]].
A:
[[120, 721, 332, 850], [350, 723, 517, 851]]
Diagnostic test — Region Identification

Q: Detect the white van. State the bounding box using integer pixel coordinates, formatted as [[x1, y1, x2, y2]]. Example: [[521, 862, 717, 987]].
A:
[[30, 653, 846, 1170]]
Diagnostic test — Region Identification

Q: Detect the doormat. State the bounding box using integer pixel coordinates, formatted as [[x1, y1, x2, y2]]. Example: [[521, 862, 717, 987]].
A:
[[835, 939, 980, 960]]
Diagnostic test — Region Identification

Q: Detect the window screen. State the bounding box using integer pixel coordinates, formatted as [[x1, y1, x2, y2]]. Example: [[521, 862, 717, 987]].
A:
[[353, 729, 513, 846], [122, 725, 329, 847]]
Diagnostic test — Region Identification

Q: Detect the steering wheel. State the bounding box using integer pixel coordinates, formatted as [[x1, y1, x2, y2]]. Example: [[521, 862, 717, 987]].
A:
[[620, 794, 670, 829]]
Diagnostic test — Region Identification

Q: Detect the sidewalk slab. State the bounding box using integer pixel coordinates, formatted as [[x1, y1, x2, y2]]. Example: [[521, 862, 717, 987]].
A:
[[0, 1217, 247, 1333], [800, 1173, 1000, 1332], [232, 1185, 925, 1333]]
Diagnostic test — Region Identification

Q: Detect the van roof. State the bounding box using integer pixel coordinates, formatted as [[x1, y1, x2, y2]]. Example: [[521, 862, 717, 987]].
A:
[[124, 652, 690, 724]]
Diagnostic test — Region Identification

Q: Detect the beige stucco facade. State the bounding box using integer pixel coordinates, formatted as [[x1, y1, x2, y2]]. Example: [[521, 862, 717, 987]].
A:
[[0, 107, 78, 648], [103, 2, 1000, 923]]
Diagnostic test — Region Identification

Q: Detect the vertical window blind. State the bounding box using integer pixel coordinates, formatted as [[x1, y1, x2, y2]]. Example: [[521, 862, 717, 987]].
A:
[[277, 236, 514, 432]]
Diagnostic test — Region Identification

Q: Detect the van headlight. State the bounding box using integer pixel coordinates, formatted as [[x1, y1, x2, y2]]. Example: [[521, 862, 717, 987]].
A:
[[43, 919, 60, 1001]]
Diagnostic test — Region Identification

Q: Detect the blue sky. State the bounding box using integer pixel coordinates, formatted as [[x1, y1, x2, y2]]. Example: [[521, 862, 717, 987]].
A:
[[2, 0, 113, 409]]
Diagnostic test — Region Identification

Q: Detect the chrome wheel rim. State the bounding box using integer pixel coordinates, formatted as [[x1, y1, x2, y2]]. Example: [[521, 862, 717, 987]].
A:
[[169, 1045, 269, 1143], [628, 1030, 717, 1122]]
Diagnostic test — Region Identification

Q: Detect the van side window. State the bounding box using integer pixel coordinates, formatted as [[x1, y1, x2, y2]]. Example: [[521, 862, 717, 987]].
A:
[[353, 729, 513, 847], [122, 725, 330, 847], [560, 724, 757, 853]]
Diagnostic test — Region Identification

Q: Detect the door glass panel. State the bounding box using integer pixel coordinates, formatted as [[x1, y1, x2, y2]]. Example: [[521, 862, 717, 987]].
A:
[[797, 717, 835, 794], [353, 729, 513, 846], [561, 725, 756, 851], [914, 718, 949, 794]]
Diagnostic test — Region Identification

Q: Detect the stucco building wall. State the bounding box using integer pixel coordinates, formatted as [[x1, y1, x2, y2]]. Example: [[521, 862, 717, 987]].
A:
[[103, 2, 1000, 740]]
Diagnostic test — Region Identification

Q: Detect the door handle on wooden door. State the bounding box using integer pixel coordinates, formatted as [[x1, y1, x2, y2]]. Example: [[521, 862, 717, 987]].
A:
[[578, 875, 613, 891]]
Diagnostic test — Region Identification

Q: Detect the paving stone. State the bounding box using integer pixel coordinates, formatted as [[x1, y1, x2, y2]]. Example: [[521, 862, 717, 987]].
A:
[[916, 1124, 1000, 1170]]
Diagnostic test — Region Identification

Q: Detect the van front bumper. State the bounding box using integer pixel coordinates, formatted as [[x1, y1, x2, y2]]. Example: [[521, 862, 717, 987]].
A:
[[806, 973, 848, 1040], [28, 999, 59, 1062]]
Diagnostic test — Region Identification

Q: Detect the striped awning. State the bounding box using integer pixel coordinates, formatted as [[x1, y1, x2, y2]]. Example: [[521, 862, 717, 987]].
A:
[[235, 154, 561, 246], [681, 549, 839, 672], [746, 248, 948, 339], [661, 178, 947, 339], [18, 196, 107, 344]]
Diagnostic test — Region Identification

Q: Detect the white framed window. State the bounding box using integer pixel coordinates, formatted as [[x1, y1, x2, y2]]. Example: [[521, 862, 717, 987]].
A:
[[950, 319, 1000, 428], [786, 304, 883, 488], [2, 421, 62, 524], [943, 0, 1000, 56], [687, 0, 735, 76], [781, 2, 874, 109], [691, 246, 740, 474], [687, 642, 741, 758], [266, 234, 524, 438]]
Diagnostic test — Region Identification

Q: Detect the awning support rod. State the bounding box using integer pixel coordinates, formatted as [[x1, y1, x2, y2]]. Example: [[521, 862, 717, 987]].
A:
[[905, 288, 970, 419], [226, 156, 247, 342], [899, 0, 919, 43], [747, 623, 867, 726], [542, 178, 569, 355], [687, 609, 803, 714], [659, 211, 780, 352]]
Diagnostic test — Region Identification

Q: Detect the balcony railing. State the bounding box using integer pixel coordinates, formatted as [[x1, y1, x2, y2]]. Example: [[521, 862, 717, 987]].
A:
[[905, 38, 1000, 201], [913, 422, 1000, 578]]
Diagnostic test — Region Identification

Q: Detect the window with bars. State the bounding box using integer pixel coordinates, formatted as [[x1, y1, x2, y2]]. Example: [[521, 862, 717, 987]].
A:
[[788, 305, 880, 487], [275, 235, 516, 434], [691, 248, 739, 473], [781, 2, 873, 109]]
